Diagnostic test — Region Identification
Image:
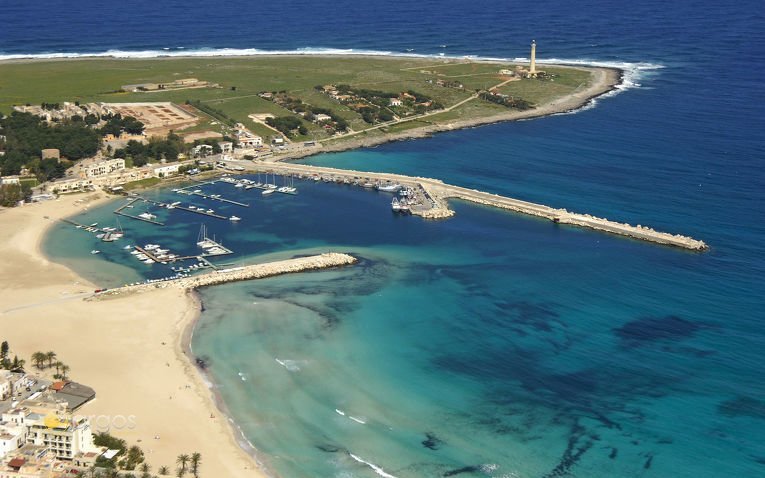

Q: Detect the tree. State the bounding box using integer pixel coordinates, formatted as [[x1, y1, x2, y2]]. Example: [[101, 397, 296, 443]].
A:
[[1, 341, 8, 361], [190, 453, 201, 478], [10, 356, 24, 372], [45, 351, 57, 368], [158, 466, 169, 475], [54, 361, 63, 375], [32, 352, 47, 370], [176, 454, 189, 476], [60, 364, 71, 380]]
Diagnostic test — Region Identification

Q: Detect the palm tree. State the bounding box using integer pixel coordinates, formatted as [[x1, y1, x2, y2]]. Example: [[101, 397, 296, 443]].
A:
[[45, 351, 57, 368], [32, 351, 46, 370], [176, 454, 189, 476], [60, 364, 71, 380], [190, 452, 201, 478], [158, 466, 169, 475], [140, 463, 151, 473]]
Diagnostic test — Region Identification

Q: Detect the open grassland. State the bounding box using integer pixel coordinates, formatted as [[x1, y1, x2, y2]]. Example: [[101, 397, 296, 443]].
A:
[[0, 56, 601, 142]]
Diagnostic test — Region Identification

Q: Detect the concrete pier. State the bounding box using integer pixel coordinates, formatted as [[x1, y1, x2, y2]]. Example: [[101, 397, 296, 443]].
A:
[[95, 253, 357, 297], [241, 163, 708, 251]]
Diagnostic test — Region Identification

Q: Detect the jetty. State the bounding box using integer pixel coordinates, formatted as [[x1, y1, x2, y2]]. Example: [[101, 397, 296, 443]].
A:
[[137, 196, 230, 220], [93, 252, 357, 296], [241, 163, 708, 251], [114, 198, 165, 225], [174, 183, 250, 207]]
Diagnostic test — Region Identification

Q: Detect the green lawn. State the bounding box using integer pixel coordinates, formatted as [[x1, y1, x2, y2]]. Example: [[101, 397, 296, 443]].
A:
[[0, 57, 600, 140]]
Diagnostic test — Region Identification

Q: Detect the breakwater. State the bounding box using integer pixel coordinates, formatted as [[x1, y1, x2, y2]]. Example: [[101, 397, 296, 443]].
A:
[[94, 253, 357, 297], [242, 162, 708, 251]]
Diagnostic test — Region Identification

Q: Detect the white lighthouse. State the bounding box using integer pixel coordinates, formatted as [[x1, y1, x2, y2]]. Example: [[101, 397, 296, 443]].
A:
[[529, 40, 537, 76]]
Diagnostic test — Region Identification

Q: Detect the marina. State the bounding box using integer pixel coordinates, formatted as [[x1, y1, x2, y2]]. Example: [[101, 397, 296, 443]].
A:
[[217, 174, 298, 195], [173, 182, 251, 207], [114, 198, 165, 225]]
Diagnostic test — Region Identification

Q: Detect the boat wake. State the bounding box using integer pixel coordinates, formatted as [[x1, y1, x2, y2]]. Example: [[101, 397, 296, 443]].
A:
[[348, 453, 399, 478]]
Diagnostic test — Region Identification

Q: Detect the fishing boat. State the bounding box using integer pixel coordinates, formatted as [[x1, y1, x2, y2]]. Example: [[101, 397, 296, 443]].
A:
[[229, 216, 241, 222], [377, 183, 402, 193], [391, 197, 402, 212], [363, 182, 375, 188]]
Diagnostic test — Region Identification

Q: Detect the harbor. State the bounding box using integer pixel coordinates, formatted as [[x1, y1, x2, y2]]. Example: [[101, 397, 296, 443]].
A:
[[240, 162, 708, 251]]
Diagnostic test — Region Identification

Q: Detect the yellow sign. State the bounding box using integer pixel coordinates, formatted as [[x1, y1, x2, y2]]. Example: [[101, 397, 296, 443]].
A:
[[43, 413, 68, 429]]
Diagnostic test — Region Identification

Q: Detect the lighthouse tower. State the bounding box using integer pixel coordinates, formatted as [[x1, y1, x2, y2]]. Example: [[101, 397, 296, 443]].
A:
[[529, 40, 537, 77]]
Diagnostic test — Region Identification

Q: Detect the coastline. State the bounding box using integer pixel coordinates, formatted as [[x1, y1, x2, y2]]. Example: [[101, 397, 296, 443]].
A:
[[0, 55, 621, 477], [267, 65, 623, 162], [0, 195, 270, 477], [180, 290, 277, 477]]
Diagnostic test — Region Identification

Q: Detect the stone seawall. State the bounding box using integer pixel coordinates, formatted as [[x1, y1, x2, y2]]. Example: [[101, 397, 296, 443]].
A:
[[243, 163, 708, 251], [94, 253, 357, 297]]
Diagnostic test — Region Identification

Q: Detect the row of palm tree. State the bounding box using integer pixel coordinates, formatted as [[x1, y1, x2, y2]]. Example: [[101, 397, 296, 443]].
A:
[[31, 350, 70, 379], [175, 452, 201, 477]]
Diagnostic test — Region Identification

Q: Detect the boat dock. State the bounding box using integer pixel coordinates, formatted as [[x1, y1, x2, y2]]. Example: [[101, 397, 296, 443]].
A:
[[136, 196, 230, 220], [59, 218, 101, 233], [114, 199, 165, 226], [218, 175, 298, 195], [242, 162, 708, 251], [174, 182, 250, 207]]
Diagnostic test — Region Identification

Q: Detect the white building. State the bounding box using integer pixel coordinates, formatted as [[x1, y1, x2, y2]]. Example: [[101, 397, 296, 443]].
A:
[[238, 137, 262, 148], [314, 113, 332, 122], [24, 410, 97, 460], [192, 144, 214, 157], [219, 141, 233, 154], [153, 164, 180, 178], [0, 372, 10, 401], [389, 98, 403, 107], [0, 176, 21, 186], [0, 425, 26, 459], [84, 158, 125, 178]]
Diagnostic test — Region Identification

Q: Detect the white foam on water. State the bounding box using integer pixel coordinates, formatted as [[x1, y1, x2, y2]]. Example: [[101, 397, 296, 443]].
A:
[[348, 453, 399, 478], [349, 416, 366, 424], [335, 409, 346, 416], [275, 358, 302, 372]]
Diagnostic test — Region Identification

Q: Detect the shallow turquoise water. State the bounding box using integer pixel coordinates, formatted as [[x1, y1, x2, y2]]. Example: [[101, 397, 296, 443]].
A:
[[45, 174, 763, 476]]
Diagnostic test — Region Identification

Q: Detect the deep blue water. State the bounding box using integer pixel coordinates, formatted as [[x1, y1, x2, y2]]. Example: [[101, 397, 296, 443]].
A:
[[17, 0, 765, 476]]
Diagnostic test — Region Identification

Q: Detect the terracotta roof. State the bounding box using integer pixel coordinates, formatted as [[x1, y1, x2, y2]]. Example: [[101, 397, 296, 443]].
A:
[[8, 457, 25, 468], [51, 381, 68, 391]]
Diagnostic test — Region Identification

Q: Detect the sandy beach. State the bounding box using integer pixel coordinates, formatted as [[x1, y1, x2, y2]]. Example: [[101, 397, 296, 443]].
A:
[[0, 195, 269, 477]]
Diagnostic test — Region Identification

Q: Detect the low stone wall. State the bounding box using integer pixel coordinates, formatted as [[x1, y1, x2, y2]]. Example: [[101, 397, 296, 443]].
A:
[[94, 253, 357, 297]]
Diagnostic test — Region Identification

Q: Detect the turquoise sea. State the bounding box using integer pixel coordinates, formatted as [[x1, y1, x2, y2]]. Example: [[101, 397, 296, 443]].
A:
[[25, 0, 765, 476]]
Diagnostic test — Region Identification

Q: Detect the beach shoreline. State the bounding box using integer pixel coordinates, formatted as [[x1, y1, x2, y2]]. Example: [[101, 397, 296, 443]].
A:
[[0, 196, 270, 477]]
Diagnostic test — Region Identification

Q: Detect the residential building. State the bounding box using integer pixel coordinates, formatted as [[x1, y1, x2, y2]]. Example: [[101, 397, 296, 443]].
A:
[[389, 98, 403, 107], [0, 427, 25, 459], [153, 164, 180, 178], [0, 373, 10, 401], [84, 158, 125, 178], [237, 136, 262, 148], [192, 144, 214, 157], [219, 141, 233, 154], [314, 113, 332, 122], [24, 409, 97, 460], [0, 176, 20, 186]]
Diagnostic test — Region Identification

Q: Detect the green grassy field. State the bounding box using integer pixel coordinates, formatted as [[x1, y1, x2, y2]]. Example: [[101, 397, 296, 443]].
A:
[[0, 56, 598, 142]]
